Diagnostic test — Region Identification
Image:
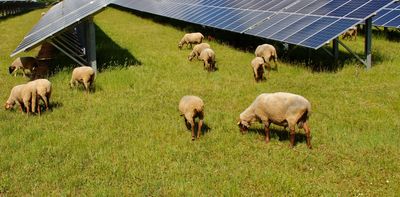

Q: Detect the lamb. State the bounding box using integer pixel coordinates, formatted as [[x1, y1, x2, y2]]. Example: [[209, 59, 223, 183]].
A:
[[179, 95, 205, 141], [255, 44, 278, 71], [342, 26, 357, 41], [251, 57, 267, 82], [9, 57, 37, 77], [178, 32, 204, 49], [27, 79, 52, 114], [188, 43, 211, 61], [70, 66, 95, 92], [237, 92, 312, 149], [199, 48, 216, 71], [4, 84, 35, 114]]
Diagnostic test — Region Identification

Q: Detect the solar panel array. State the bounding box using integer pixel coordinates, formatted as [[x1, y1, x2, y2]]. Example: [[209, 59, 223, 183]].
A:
[[12, 0, 396, 57], [11, 0, 109, 56], [373, 2, 400, 28], [112, 0, 395, 49]]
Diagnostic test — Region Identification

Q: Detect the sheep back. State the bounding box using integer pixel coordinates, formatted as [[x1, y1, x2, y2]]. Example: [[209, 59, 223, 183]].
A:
[[188, 43, 211, 61], [255, 44, 277, 63], [179, 95, 204, 117], [241, 92, 311, 128]]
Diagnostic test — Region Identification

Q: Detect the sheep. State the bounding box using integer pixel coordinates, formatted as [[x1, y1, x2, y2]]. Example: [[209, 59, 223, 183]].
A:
[[199, 48, 216, 71], [237, 92, 312, 149], [179, 95, 205, 141], [4, 84, 35, 114], [188, 43, 211, 61], [255, 44, 278, 71], [30, 63, 49, 80], [9, 57, 37, 77], [178, 32, 204, 49], [251, 57, 267, 82], [27, 79, 52, 114], [70, 66, 95, 93], [342, 26, 357, 41]]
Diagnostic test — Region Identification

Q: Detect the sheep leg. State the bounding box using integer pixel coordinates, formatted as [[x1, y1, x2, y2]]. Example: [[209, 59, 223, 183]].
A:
[[83, 81, 90, 93], [303, 122, 312, 149], [264, 122, 270, 143], [265, 63, 271, 79], [190, 119, 195, 141], [197, 112, 204, 139], [289, 127, 296, 148]]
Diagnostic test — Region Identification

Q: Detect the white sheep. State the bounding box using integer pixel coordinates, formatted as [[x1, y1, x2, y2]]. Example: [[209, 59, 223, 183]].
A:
[[238, 92, 312, 148], [179, 95, 205, 141], [199, 48, 216, 71], [255, 44, 278, 71], [70, 66, 95, 92], [4, 84, 35, 114], [188, 43, 211, 61], [27, 79, 52, 114], [9, 57, 37, 77], [251, 57, 267, 82], [342, 26, 357, 41], [178, 32, 204, 49]]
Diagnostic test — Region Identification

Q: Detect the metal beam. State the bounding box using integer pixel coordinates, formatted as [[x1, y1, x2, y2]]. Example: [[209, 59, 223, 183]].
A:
[[49, 41, 87, 67]]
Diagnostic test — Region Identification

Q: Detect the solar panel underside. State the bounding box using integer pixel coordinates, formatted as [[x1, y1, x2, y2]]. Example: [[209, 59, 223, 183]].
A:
[[112, 0, 395, 49], [373, 2, 400, 28], [11, 0, 110, 56]]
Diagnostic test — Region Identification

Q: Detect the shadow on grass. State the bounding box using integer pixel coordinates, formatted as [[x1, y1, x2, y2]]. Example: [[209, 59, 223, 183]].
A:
[[247, 127, 307, 145], [111, 6, 390, 72], [49, 24, 142, 75]]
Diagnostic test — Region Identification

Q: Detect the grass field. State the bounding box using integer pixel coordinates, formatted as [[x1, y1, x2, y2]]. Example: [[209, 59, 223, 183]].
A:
[[1, 7, 400, 196]]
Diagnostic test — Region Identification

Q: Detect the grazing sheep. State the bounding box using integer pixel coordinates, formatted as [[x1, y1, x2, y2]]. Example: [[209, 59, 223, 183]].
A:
[[31, 63, 49, 80], [178, 32, 204, 49], [251, 57, 267, 82], [255, 44, 278, 71], [188, 43, 211, 61], [70, 66, 95, 92], [179, 95, 205, 141], [199, 48, 216, 71], [9, 57, 37, 77], [4, 84, 35, 114], [27, 79, 52, 114], [342, 26, 357, 41], [238, 92, 312, 148]]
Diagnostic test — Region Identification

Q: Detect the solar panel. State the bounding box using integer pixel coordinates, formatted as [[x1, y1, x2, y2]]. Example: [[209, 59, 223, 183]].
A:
[[11, 0, 110, 57], [373, 2, 400, 28], [112, 0, 395, 49], [12, 0, 397, 58]]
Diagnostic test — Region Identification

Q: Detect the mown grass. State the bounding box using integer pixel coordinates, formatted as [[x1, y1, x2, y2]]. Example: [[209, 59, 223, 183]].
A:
[[0, 8, 399, 196]]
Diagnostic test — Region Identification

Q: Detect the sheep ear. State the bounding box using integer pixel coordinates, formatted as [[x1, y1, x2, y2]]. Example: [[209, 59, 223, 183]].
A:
[[237, 120, 241, 125]]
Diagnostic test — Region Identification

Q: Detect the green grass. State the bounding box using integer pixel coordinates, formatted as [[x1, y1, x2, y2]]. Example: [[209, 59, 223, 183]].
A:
[[1, 8, 400, 196]]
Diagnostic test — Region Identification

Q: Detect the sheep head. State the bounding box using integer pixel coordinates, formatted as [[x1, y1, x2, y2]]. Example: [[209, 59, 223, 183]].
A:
[[4, 101, 14, 110], [237, 120, 249, 134]]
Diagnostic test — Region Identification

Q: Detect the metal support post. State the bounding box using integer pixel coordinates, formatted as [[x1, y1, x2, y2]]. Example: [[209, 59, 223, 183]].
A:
[[365, 17, 372, 69], [85, 17, 97, 72], [332, 38, 339, 66]]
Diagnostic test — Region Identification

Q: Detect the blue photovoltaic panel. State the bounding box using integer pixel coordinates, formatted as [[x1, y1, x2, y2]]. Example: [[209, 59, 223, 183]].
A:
[[12, 0, 110, 56], [13, 0, 397, 57], [110, 0, 395, 49], [373, 2, 400, 28], [301, 18, 358, 48]]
